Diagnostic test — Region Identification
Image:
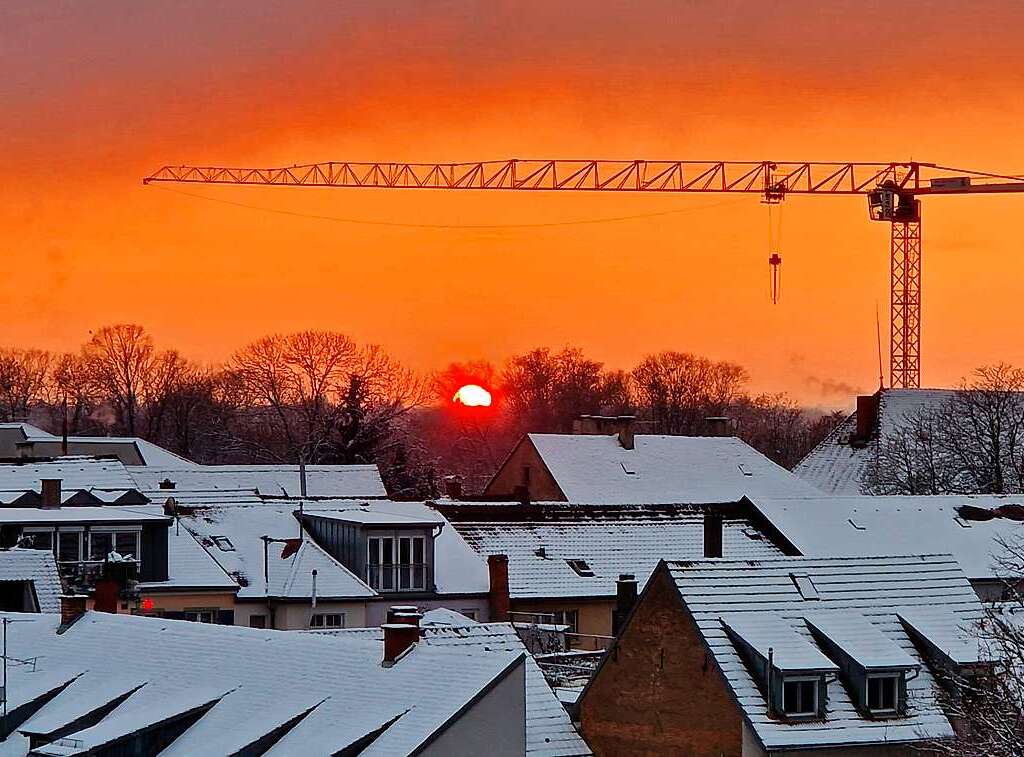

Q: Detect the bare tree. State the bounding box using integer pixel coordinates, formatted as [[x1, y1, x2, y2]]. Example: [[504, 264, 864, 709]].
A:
[[631, 351, 748, 434], [868, 364, 1024, 494], [0, 348, 53, 422], [81, 324, 157, 436]]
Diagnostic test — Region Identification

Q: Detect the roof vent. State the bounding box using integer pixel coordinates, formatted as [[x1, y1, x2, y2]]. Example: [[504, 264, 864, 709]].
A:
[[158, 478, 176, 490], [566, 559, 594, 577], [535, 546, 547, 558]]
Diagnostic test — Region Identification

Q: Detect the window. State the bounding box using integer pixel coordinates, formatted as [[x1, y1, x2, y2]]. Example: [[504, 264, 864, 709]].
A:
[[22, 528, 53, 551], [550, 609, 579, 633], [867, 674, 899, 713], [88, 529, 141, 561], [58, 531, 82, 563], [566, 559, 594, 577], [791, 573, 820, 601], [249, 615, 267, 629], [182, 609, 217, 623], [367, 536, 427, 592], [212, 536, 235, 552], [310, 613, 345, 629], [782, 678, 819, 716], [460, 609, 478, 621]]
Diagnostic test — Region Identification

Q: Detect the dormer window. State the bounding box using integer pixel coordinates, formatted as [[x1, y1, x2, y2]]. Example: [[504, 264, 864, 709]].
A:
[[867, 674, 899, 713], [782, 677, 820, 717]]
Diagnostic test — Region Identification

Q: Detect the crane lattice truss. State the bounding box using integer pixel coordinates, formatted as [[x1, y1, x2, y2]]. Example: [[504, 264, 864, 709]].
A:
[[145, 160, 1024, 389]]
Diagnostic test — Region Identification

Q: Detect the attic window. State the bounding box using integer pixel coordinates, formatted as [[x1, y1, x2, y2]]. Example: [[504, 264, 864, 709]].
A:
[[848, 518, 866, 531], [867, 674, 899, 714], [566, 559, 594, 577], [782, 677, 819, 716], [791, 573, 820, 600], [212, 536, 235, 552]]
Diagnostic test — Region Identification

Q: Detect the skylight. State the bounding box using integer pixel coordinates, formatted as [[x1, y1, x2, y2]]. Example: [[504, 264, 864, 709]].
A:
[[212, 536, 235, 552], [791, 573, 820, 600], [566, 559, 595, 577]]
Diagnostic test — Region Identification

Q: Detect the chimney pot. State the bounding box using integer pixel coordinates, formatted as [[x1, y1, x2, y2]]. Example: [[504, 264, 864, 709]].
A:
[[40, 479, 61, 509], [487, 554, 511, 622], [382, 623, 420, 666], [443, 476, 463, 500], [704, 514, 724, 558], [386, 605, 420, 624]]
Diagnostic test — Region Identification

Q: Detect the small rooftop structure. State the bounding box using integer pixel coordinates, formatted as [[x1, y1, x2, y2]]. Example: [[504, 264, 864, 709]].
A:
[[0, 423, 195, 467], [0, 549, 61, 613]]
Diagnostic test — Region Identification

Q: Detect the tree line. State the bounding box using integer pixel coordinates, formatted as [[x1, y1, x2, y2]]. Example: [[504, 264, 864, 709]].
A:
[[0, 325, 843, 497]]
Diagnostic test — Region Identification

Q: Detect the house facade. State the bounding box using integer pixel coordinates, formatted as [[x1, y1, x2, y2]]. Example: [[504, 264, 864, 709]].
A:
[[580, 554, 987, 756]]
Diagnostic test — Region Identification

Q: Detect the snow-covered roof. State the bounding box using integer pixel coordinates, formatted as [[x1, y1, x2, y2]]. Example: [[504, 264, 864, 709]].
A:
[[0, 549, 61, 613], [0, 611, 526, 756], [139, 488, 265, 508], [0, 423, 197, 468], [0, 457, 138, 492], [794, 389, 955, 494], [749, 494, 1024, 579], [447, 503, 786, 599], [138, 527, 238, 593], [178, 505, 375, 600], [0, 507, 169, 524], [316, 622, 591, 756], [128, 464, 387, 498], [421, 607, 479, 627], [525, 433, 821, 504], [665, 554, 983, 750]]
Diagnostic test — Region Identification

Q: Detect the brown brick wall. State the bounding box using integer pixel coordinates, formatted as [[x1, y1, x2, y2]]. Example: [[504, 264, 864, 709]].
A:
[[482, 436, 566, 501], [579, 565, 744, 757]]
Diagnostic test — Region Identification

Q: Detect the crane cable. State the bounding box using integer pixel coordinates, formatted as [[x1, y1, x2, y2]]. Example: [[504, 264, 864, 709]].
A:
[[148, 184, 747, 230], [767, 203, 783, 304]]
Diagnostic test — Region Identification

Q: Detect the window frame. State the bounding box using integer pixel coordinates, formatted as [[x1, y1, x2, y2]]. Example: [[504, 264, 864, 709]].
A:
[[866, 673, 901, 715], [781, 676, 820, 717], [366, 534, 427, 592], [22, 527, 54, 551], [87, 527, 142, 562], [309, 612, 346, 629]]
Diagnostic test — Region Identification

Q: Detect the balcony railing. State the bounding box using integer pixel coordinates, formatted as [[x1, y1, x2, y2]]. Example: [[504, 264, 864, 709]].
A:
[[365, 563, 429, 593], [58, 560, 138, 589]]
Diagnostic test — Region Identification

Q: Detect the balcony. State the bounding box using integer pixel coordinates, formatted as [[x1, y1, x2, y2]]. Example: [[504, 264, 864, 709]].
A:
[[365, 563, 429, 593]]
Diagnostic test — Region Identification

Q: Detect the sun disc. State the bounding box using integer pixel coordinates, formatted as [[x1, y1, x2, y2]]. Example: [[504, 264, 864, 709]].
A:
[[453, 384, 492, 407]]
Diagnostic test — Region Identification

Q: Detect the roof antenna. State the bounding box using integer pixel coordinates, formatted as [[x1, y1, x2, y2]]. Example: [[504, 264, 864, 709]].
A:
[[875, 302, 885, 390]]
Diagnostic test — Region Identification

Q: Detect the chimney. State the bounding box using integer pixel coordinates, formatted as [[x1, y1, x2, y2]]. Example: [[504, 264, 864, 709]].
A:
[[393, 611, 423, 631], [854, 393, 881, 443], [382, 623, 420, 666], [59, 594, 88, 628], [612, 573, 638, 636], [704, 514, 724, 558], [616, 415, 635, 451], [158, 478, 176, 490], [443, 475, 463, 500], [386, 605, 420, 624], [487, 554, 511, 622], [40, 479, 61, 509]]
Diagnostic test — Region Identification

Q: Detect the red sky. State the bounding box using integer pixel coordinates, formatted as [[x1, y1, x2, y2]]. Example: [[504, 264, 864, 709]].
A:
[[4, 1, 1024, 406]]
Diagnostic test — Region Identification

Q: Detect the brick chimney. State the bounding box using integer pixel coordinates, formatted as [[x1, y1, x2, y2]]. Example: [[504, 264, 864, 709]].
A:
[[704, 514, 724, 558], [612, 573, 638, 636], [382, 622, 420, 666], [392, 611, 423, 631], [59, 594, 87, 629], [443, 475, 463, 500], [488, 554, 511, 622], [572, 415, 636, 450], [386, 605, 419, 624], [40, 479, 61, 509]]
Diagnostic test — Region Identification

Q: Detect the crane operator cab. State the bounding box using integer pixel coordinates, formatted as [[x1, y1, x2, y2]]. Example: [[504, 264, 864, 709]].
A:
[[868, 182, 920, 223]]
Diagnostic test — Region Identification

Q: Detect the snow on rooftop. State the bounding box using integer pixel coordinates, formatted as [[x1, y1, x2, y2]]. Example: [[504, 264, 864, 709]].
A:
[[750, 494, 1024, 579], [316, 622, 591, 756], [794, 389, 956, 494], [138, 527, 237, 593], [0, 549, 61, 613], [421, 607, 479, 627], [0, 612, 524, 757], [667, 554, 983, 749], [803, 611, 918, 669], [0, 457, 137, 492], [128, 464, 387, 498], [0, 507, 169, 524], [450, 504, 785, 599], [721, 613, 838, 672], [528, 433, 821, 504]]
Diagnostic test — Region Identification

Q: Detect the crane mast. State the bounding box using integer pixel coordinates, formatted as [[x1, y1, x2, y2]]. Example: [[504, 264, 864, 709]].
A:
[[145, 160, 1024, 389]]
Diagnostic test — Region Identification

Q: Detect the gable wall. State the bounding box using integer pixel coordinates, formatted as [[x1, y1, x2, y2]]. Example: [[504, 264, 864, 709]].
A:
[[482, 438, 565, 501], [579, 566, 744, 756]]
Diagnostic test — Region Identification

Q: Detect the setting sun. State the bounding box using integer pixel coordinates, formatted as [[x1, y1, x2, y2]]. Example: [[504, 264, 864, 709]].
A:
[[453, 384, 493, 407]]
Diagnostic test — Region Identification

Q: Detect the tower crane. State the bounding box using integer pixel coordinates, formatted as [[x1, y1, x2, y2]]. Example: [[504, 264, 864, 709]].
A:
[[144, 159, 1024, 389]]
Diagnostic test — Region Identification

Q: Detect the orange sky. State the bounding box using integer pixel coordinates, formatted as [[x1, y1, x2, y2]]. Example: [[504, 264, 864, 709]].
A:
[[5, 2, 1024, 407]]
